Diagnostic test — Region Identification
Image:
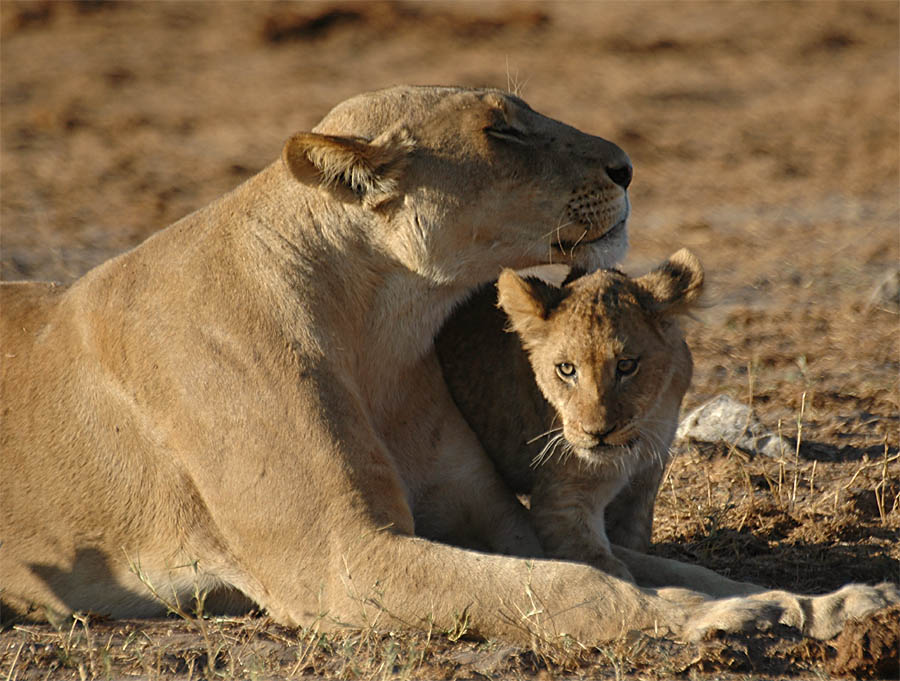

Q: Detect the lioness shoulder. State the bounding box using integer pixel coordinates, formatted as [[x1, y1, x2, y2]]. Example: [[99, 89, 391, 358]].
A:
[[438, 249, 703, 578]]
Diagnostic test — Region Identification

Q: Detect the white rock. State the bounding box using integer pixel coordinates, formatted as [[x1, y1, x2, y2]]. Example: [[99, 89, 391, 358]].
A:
[[867, 268, 900, 313], [676, 394, 792, 459]]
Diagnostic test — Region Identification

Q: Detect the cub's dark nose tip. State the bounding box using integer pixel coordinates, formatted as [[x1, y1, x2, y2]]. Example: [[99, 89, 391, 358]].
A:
[[606, 163, 633, 189], [582, 424, 617, 444]]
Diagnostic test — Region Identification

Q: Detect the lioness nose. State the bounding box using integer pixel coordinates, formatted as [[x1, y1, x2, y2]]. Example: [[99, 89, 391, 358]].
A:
[[605, 163, 633, 189]]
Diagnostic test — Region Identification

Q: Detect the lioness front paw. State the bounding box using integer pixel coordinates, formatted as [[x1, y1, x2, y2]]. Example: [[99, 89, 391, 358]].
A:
[[798, 582, 900, 640], [681, 597, 785, 643], [682, 583, 900, 643]]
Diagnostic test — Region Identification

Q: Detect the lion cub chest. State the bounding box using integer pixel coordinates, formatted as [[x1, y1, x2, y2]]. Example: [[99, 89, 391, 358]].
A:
[[437, 249, 703, 579]]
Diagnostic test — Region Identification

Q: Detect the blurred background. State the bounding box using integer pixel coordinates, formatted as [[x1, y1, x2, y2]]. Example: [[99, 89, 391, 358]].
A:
[[2, 0, 898, 435]]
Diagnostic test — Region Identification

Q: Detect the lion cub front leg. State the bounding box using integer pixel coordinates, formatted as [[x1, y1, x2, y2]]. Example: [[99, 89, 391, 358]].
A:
[[530, 459, 633, 580], [603, 456, 668, 551]]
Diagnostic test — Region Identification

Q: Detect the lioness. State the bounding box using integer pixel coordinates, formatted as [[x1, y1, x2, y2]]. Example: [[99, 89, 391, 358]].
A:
[[438, 249, 702, 580], [2, 86, 895, 643]]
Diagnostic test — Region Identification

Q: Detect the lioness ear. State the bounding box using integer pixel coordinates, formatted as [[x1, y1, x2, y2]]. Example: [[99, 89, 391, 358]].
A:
[[282, 128, 414, 205], [636, 248, 704, 316], [497, 269, 567, 341]]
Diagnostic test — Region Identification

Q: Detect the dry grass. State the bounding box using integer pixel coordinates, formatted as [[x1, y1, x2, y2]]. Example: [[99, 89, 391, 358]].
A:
[[654, 382, 898, 597]]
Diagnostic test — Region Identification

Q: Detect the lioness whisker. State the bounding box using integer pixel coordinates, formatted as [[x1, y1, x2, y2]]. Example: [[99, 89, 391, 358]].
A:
[[567, 229, 589, 253], [540, 219, 574, 241]]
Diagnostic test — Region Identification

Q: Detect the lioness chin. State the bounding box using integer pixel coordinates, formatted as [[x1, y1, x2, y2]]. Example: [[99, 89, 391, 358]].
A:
[[2, 86, 895, 644]]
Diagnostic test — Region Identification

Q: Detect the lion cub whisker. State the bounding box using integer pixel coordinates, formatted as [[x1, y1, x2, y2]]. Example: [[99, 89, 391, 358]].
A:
[[531, 432, 567, 468], [526, 425, 564, 445]]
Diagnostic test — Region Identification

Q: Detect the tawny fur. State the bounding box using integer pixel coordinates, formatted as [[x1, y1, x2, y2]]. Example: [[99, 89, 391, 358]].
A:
[[2, 86, 895, 643]]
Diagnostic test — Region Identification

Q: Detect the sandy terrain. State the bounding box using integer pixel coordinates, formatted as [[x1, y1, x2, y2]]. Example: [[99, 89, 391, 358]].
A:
[[1, 1, 897, 678]]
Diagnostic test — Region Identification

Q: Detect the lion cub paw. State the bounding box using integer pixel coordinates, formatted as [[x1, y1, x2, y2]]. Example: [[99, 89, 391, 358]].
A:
[[589, 552, 634, 582]]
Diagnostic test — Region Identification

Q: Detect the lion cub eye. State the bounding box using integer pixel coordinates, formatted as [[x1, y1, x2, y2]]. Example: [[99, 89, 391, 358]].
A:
[[556, 362, 576, 380], [616, 358, 639, 376]]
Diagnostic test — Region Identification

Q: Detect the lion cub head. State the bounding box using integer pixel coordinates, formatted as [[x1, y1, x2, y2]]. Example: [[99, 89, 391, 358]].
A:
[[498, 249, 704, 472]]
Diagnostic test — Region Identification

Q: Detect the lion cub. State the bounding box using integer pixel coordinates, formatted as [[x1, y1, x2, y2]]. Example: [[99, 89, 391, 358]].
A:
[[437, 249, 703, 579]]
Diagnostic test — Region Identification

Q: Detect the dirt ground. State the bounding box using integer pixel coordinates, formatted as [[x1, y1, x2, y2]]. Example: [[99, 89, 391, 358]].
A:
[[1, 1, 898, 679]]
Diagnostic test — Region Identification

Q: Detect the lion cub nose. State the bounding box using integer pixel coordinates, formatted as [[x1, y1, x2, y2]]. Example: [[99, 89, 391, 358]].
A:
[[581, 423, 617, 444], [605, 163, 633, 189]]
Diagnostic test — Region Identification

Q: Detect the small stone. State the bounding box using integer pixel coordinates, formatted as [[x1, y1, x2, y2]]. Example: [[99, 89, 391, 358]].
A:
[[866, 268, 900, 313], [676, 395, 792, 459]]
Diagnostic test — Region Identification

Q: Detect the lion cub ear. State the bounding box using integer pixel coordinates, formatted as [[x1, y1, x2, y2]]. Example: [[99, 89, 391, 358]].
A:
[[636, 248, 704, 316], [282, 128, 415, 206], [497, 269, 568, 343]]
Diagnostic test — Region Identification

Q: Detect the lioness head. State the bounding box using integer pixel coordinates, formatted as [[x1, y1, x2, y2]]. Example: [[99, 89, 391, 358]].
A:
[[498, 249, 703, 468], [281, 86, 632, 285]]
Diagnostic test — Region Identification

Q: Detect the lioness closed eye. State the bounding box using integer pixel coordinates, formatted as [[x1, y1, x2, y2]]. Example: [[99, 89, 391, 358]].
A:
[[438, 249, 702, 579]]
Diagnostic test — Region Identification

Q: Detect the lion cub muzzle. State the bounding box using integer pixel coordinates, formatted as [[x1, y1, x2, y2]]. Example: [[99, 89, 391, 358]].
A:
[[573, 421, 638, 452]]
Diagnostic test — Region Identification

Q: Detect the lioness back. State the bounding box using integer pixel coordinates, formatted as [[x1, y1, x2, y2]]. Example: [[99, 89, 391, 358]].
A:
[[437, 249, 703, 577]]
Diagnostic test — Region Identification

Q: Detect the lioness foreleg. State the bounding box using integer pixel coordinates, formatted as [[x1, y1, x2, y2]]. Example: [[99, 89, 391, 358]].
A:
[[309, 529, 774, 645]]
